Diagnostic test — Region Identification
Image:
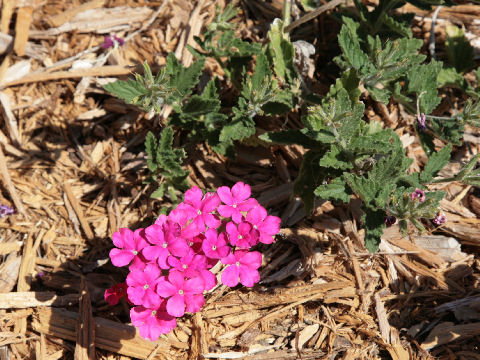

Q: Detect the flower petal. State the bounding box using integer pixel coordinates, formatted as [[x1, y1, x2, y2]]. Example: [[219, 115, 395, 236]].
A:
[[231, 182, 251, 202], [184, 186, 203, 208], [110, 248, 134, 267], [217, 186, 233, 205], [239, 266, 260, 287], [221, 264, 239, 287], [167, 295, 185, 317]]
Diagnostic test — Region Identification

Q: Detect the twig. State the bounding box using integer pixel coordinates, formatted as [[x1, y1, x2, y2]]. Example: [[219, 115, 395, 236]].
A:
[[284, 0, 344, 33], [428, 6, 442, 60], [0, 144, 27, 218], [64, 181, 95, 241]]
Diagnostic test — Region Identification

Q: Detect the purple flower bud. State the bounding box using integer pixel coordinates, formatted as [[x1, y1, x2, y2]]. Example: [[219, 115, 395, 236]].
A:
[[384, 215, 396, 227], [432, 211, 446, 225], [411, 188, 426, 203], [417, 113, 426, 131], [101, 35, 124, 49], [0, 205, 14, 218]]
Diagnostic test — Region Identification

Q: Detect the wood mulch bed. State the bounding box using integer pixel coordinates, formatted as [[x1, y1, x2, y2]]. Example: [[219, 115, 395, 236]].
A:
[[0, 0, 480, 359]]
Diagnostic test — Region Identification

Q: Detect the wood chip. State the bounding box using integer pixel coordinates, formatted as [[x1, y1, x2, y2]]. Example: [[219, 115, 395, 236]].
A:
[[13, 6, 33, 56], [74, 277, 95, 360], [0, 292, 79, 309], [48, 0, 106, 27]]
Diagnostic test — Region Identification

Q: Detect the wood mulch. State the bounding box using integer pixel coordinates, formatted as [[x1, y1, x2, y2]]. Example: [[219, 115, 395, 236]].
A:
[[0, 0, 480, 359]]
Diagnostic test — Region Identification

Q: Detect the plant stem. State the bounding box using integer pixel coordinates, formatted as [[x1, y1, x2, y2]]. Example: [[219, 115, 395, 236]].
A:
[[283, 0, 291, 28]]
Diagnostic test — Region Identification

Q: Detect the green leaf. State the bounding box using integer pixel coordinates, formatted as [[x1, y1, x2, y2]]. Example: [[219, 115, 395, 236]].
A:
[[267, 19, 296, 83], [446, 25, 475, 73], [314, 177, 351, 203], [294, 150, 324, 214], [420, 144, 452, 183], [166, 53, 205, 99], [103, 79, 147, 105], [262, 89, 295, 115], [455, 154, 480, 185], [259, 129, 319, 148], [251, 52, 270, 90], [319, 144, 353, 170], [151, 183, 166, 199], [145, 131, 158, 172], [337, 17, 370, 70], [363, 208, 386, 253], [407, 60, 442, 113]]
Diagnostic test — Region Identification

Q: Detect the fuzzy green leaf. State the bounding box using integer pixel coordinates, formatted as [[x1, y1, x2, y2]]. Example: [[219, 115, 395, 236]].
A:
[[267, 19, 296, 83], [337, 17, 370, 70], [420, 144, 452, 183], [319, 144, 353, 170], [103, 79, 147, 105], [363, 208, 386, 253], [407, 61, 442, 113], [314, 177, 351, 203], [258, 129, 319, 148]]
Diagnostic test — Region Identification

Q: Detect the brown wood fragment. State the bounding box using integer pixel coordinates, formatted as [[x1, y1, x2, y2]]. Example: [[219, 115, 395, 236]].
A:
[[0, 254, 21, 293], [2, 65, 135, 88], [13, 6, 33, 56], [0, 92, 21, 145], [48, 0, 105, 27], [421, 322, 480, 350], [31, 307, 177, 357], [0, 241, 21, 255], [74, 277, 95, 360], [0, 292, 79, 309], [0, 0, 14, 33], [64, 181, 94, 241]]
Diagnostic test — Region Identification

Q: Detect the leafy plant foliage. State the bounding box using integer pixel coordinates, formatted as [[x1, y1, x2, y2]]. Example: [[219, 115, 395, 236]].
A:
[[105, 1, 480, 252]]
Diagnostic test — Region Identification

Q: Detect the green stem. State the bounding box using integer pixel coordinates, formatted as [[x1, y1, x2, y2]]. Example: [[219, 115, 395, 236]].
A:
[[283, 0, 291, 28]]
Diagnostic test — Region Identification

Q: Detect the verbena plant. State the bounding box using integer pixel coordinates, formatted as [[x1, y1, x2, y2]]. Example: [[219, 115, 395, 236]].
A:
[[104, 1, 480, 252]]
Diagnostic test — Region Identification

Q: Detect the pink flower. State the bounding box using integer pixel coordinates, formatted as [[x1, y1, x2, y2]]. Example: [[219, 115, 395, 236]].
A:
[[104, 283, 127, 306], [225, 221, 259, 248], [177, 187, 221, 233], [432, 211, 446, 225], [143, 223, 190, 269], [126, 264, 161, 308], [411, 188, 426, 203], [130, 302, 177, 341], [245, 206, 281, 244], [202, 229, 230, 259], [217, 182, 258, 223], [167, 249, 207, 278], [109, 228, 149, 269], [156, 271, 205, 317], [221, 250, 262, 287]]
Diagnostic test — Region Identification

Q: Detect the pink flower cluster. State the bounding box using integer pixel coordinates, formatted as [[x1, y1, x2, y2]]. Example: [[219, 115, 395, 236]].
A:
[[105, 182, 280, 341]]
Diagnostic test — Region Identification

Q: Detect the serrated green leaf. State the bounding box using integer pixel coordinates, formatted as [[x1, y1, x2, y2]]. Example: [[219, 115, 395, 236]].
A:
[[103, 79, 147, 104], [368, 87, 391, 103], [420, 144, 452, 183], [337, 17, 370, 70], [455, 154, 480, 184], [314, 177, 351, 203], [294, 150, 323, 214], [145, 131, 158, 172], [251, 52, 270, 90], [258, 129, 319, 148], [167, 53, 205, 99], [383, 13, 412, 37], [319, 144, 353, 170], [262, 89, 294, 115], [267, 19, 296, 83], [407, 60, 442, 113], [151, 184, 166, 199], [363, 208, 386, 253]]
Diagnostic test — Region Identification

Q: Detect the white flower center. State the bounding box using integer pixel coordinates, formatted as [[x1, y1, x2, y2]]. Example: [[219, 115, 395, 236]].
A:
[[197, 210, 202, 215], [238, 235, 243, 239], [151, 310, 157, 316], [179, 289, 184, 295], [189, 241, 194, 246], [182, 264, 188, 269], [232, 204, 237, 208], [132, 250, 138, 255], [236, 261, 240, 267], [212, 245, 217, 250], [143, 284, 149, 290], [253, 225, 257, 229], [162, 242, 168, 248]]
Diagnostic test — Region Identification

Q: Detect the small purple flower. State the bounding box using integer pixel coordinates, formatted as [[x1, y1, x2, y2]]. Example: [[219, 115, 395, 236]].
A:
[[432, 212, 446, 225], [101, 35, 125, 49], [384, 215, 396, 227], [0, 205, 14, 218], [417, 113, 426, 131], [411, 188, 426, 203]]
